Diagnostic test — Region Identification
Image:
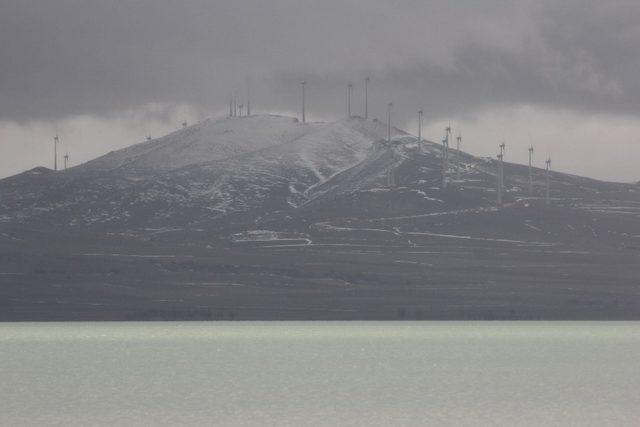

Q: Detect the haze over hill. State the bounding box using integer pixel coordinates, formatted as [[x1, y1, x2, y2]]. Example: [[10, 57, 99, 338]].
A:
[[1, 115, 639, 320]]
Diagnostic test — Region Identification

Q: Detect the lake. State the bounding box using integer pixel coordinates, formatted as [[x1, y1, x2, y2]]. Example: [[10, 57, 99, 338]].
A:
[[1, 322, 639, 426]]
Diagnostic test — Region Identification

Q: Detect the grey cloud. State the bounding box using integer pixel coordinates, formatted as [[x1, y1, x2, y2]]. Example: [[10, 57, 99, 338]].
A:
[[1, 0, 639, 123], [270, 0, 640, 125]]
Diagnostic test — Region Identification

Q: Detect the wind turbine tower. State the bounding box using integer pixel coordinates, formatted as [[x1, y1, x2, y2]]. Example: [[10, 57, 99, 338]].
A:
[[229, 94, 233, 117], [247, 85, 251, 116], [456, 134, 462, 180], [387, 102, 393, 143], [301, 81, 306, 124], [497, 151, 504, 205], [347, 83, 353, 118], [387, 102, 395, 187], [446, 124, 452, 162], [546, 156, 552, 205], [441, 126, 451, 189], [234, 91, 239, 117], [528, 145, 534, 194], [417, 110, 423, 152], [53, 135, 59, 171], [497, 142, 506, 205], [442, 138, 447, 189], [364, 77, 370, 119]]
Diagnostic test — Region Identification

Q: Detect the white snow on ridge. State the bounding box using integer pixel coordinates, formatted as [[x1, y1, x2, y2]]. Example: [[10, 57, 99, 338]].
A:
[[187, 117, 395, 210], [294, 119, 389, 191], [59, 115, 402, 219], [82, 115, 321, 172], [81, 115, 397, 211]]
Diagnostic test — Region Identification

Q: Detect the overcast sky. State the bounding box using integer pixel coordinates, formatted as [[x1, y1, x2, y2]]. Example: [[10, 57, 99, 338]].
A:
[[1, 0, 640, 181]]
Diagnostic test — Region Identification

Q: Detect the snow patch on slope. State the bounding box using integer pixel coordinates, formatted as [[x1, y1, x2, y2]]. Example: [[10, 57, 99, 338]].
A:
[[81, 115, 320, 172]]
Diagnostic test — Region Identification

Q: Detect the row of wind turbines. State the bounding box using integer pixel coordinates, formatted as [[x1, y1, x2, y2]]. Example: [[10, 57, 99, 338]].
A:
[[295, 77, 554, 206], [50, 77, 554, 207], [495, 142, 552, 206], [433, 124, 551, 206]]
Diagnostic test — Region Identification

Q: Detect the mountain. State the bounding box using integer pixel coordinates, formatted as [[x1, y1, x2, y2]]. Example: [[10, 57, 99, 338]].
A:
[[1, 115, 639, 321], [0, 115, 399, 230]]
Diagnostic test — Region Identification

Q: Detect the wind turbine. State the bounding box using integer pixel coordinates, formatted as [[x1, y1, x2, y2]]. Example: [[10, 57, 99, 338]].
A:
[[417, 110, 423, 152], [446, 125, 452, 173], [53, 135, 59, 171], [387, 102, 395, 187], [528, 145, 534, 194], [546, 156, 552, 205], [441, 137, 448, 189], [441, 126, 450, 189], [347, 83, 353, 118], [446, 123, 452, 163], [387, 102, 393, 144], [500, 142, 506, 189], [247, 85, 251, 116], [498, 142, 506, 204], [456, 134, 462, 180], [497, 150, 504, 205], [364, 77, 370, 119], [233, 91, 237, 117], [301, 81, 306, 124]]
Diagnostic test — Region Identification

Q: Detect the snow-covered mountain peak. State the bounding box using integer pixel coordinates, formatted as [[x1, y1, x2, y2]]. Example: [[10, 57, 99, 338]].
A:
[[76, 114, 412, 175], [80, 114, 321, 173]]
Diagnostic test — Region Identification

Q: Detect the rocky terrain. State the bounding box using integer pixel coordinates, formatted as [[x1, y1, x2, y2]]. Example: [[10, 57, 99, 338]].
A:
[[1, 115, 639, 320]]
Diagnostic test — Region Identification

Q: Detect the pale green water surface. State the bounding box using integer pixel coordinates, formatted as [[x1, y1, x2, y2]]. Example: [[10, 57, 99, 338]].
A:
[[1, 322, 639, 426]]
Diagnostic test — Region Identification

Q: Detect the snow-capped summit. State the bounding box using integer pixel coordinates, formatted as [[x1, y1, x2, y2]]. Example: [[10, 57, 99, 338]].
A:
[[81, 115, 317, 172], [78, 114, 404, 174]]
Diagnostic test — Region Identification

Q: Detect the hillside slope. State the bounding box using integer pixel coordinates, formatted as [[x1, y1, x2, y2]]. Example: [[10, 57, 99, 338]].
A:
[[1, 114, 639, 321], [0, 116, 399, 229]]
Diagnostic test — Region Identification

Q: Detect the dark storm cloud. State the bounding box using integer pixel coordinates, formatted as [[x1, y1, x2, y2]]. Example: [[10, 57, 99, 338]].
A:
[[1, 0, 639, 122], [269, 0, 640, 123]]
